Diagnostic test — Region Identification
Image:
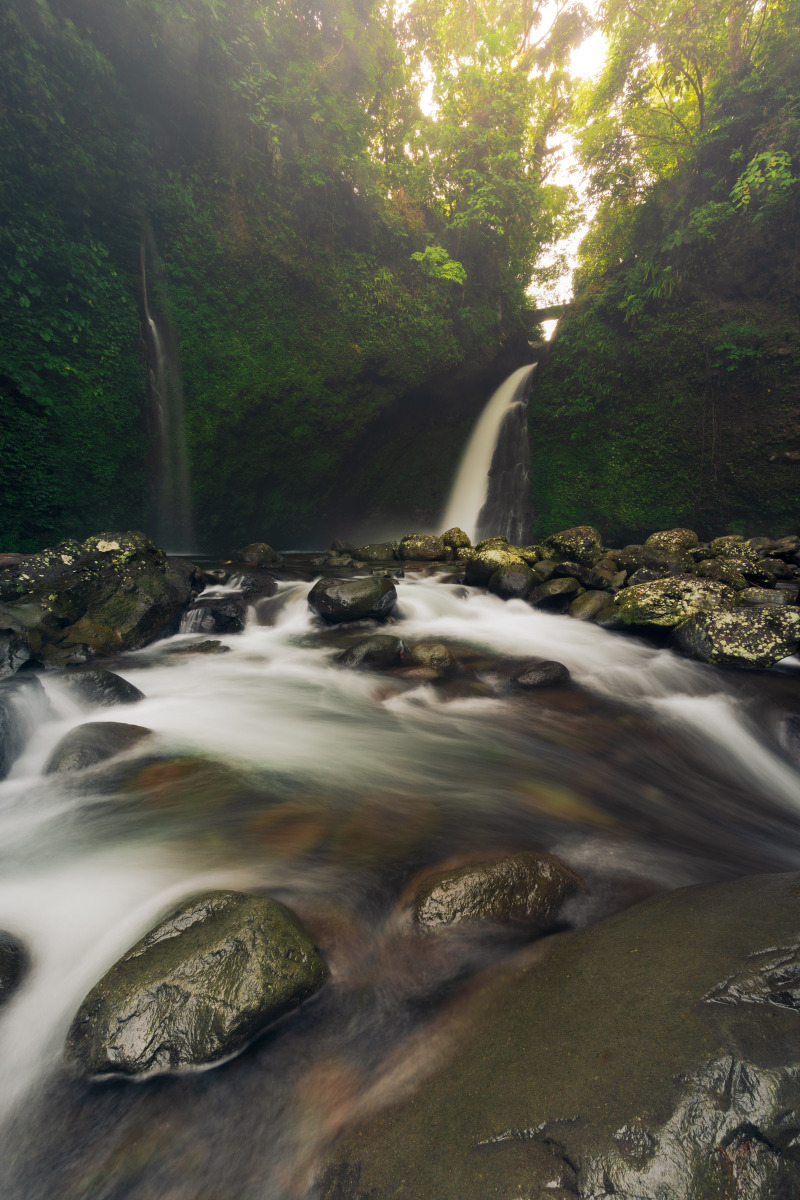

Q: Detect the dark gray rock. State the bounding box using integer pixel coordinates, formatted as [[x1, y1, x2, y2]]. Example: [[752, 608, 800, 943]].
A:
[[238, 542, 280, 566], [674, 607, 800, 668], [308, 576, 397, 625], [231, 572, 279, 599], [0, 675, 47, 780], [695, 558, 749, 589], [0, 606, 31, 680], [553, 561, 614, 590], [45, 722, 153, 774], [0, 931, 28, 1007], [336, 636, 406, 670], [568, 591, 610, 621], [411, 851, 581, 932], [168, 640, 232, 656], [511, 659, 571, 688], [316, 873, 800, 1200], [52, 668, 145, 707], [65, 890, 329, 1076], [528, 577, 583, 608], [487, 562, 536, 600], [759, 557, 796, 580], [356, 543, 399, 563], [182, 595, 247, 635]]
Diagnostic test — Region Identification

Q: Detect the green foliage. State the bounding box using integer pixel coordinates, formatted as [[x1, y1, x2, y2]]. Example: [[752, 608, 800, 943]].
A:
[[712, 321, 764, 372], [410, 245, 467, 285]]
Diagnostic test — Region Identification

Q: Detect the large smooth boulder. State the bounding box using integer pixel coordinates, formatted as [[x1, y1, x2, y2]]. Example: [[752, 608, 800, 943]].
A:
[[487, 562, 536, 600], [644, 527, 699, 556], [45, 722, 153, 774], [308, 576, 397, 625], [569, 590, 610, 621], [356, 542, 399, 562], [0, 931, 28, 1007], [411, 852, 581, 932], [441, 528, 471, 550], [464, 548, 525, 587], [65, 891, 329, 1077], [238, 542, 280, 566], [0, 533, 197, 667], [316, 873, 800, 1200], [528, 577, 583, 609], [541, 526, 603, 566], [673, 607, 800, 668], [398, 534, 446, 561], [51, 668, 145, 708], [616, 575, 734, 629], [336, 635, 406, 670], [0, 675, 48, 780]]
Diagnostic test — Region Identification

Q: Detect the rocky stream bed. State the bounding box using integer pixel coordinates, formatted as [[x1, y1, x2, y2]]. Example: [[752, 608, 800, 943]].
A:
[[0, 525, 800, 1198]]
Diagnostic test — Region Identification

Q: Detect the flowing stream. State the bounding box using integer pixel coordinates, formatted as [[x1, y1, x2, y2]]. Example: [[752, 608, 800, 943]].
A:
[[1, 564, 799, 1198]]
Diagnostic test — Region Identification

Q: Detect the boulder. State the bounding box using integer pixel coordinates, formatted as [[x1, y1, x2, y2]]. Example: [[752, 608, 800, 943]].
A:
[[709, 534, 747, 556], [644, 527, 699, 555], [238, 542, 280, 566], [528, 577, 583, 609], [628, 566, 668, 586], [316, 873, 800, 1200], [51, 668, 145, 708], [232, 572, 279, 599], [510, 659, 571, 688], [475, 536, 509, 551], [0, 931, 28, 1007], [759, 557, 797, 580], [724, 554, 775, 585], [336, 636, 406, 670], [308, 576, 397, 625], [552, 561, 614, 590], [673, 608, 800, 668], [0, 533, 197, 665], [0, 675, 48, 780], [694, 558, 748, 589], [441, 528, 471, 550], [65, 891, 328, 1076], [737, 587, 793, 607], [182, 595, 247, 635], [356, 543, 399, 563], [406, 643, 456, 672], [398, 534, 446, 561], [616, 575, 734, 629], [464, 548, 525, 588], [0, 606, 31, 680], [540, 526, 603, 566], [45, 722, 153, 774], [569, 590, 610, 621], [411, 851, 581, 932], [531, 559, 558, 582], [330, 540, 359, 555], [615, 544, 688, 572], [487, 562, 536, 600]]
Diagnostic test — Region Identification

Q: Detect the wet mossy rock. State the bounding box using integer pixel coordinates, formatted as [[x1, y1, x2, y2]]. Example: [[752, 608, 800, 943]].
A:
[[441, 527, 472, 550], [45, 722, 153, 774], [398, 534, 446, 561], [464, 547, 526, 587], [0, 533, 196, 668], [616, 575, 735, 629], [695, 558, 749, 590], [673, 608, 800, 669], [238, 543, 280, 566], [412, 852, 581, 932], [541, 526, 604, 566], [52, 668, 145, 708], [487, 561, 536, 600], [336, 635, 406, 670], [528, 577, 583, 608], [317, 873, 800, 1200], [308, 576, 398, 625], [65, 891, 329, 1077], [644, 528, 699, 557], [0, 931, 28, 1008], [406, 642, 456, 672], [355, 542, 399, 562]]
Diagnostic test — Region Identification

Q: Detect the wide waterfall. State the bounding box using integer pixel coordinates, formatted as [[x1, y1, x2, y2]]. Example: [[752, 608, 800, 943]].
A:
[[140, 235, 195, 553], [441, 364, 536, 542]]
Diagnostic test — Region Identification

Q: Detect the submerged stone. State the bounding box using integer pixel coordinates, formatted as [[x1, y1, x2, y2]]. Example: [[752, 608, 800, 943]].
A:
[[616, 574, 734, 628], [316, 873, 800, 1200], [0, 676, 47, 781], [45, 722, 153, 774], [510, 659, 571, 688], [308, 576, 397, 624], [336, 635, 406, 670], [65, 891, 329, 1076], [673, 607, 800, 668], [405, 642, 456, 672], [411, 851, 581, 931], [52, 668, 145, 707]]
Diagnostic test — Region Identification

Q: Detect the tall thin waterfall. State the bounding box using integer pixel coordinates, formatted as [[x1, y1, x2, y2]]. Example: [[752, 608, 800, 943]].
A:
[[441, 364, 536, 543], [140, 234, 195, 553]]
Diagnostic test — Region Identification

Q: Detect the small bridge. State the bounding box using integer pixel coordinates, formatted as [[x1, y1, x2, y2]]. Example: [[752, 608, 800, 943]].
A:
[[523, 304, 566, 328]]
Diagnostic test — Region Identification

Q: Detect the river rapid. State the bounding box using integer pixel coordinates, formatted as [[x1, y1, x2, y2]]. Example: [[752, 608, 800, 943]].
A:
[[1, 560, 799, 1199]]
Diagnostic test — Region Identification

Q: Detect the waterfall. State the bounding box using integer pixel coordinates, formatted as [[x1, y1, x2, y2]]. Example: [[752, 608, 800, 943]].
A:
[[441, 364, 536, 543], [140, 234, 195, 553]]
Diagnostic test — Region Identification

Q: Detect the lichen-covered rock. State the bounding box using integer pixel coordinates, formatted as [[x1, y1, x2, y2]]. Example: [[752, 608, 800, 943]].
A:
[[673, 608, 800, 668], [51, 668, 145, 708], [709, 534, 747, 557], [0, 533, 197, 666], [541, 525, 603, 566], [510, 659, 571, 688], [487, 562, 536, 600], [441, 528, 471, 550], [616, 575, 734, 629], [694, 558, 748, 589], [552, 561, 614, 590], [475, 536, 509, 552], [405, 642, 456, 671], [515, 545, 541, 566], [316, 873, 800, 1200], [238, 542, 280, 566], [336, 635, 406, 670], [0, 931, 28, 1007], [528, 577, 583, 608], [569, 590, 610, 621], [644, 527, 699, 555], [616, 544, 688, 572], [411, 851, 581, 931], [45, 722, 153, 774], [308, 576, 397, 624], [737, 587, 793, 607], [65, 891, 329, 1076], [398, 534, 446, 561], [464, 548, 525, 587], [355, 543, 399, 563]]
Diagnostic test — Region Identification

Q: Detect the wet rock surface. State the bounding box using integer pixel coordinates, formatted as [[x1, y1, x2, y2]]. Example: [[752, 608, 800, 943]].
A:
[[50, 668, 145, 707], [335, 635, 406, 670], [511, 659, 571, 688], [238, 543, 280, 566], [65, 891, 329, 1076], [45, 722, 153, 774], [182, 595, 248, 635], [317, 873, 800, 1200], [541, 525, 603, 566], [487, 561, 536, 599], [0, 931, 28, 1007], [308, 576, 397, 624], [616, 574, 734, 628], [0, 675, 48, 780], [411, 851, 581, 931], [674, 607, 800, 668], [398, 534, 446, 561]]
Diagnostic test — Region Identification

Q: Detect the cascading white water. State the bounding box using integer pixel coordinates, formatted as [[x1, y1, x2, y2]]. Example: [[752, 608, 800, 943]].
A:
[[441, 364, 536, 541], [141, 235, 195, 554]]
